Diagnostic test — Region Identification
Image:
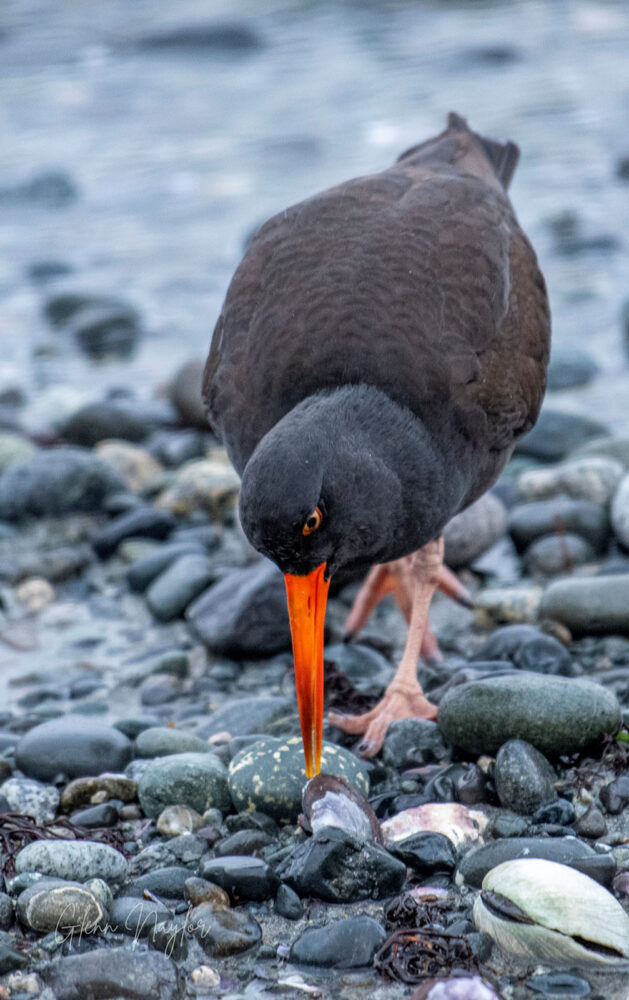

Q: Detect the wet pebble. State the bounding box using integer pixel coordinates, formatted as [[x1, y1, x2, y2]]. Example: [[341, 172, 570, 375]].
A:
[[42, 947, 179, 1000], [15, 839, 127, 882], [188, 901, 261, 958], [274, 883, 303, 920], [17, 877, 106, 933], [94, 440, 163, 492], [157, 804, 203, 837], [146, 553, 214, 621], [197, 695, 294, 741], [167, 359, 207, 429], [61, 401, 150, 446], [200, 856, 279, 902], [541, 574, 629, 635], [290, 915, 386, 968], [472, 624, 573, 676], [135, 726, 210, 757], [109, 895, 172, 936], [574, 806, 607, 839], [0, 447, 125, 519], [525, 971, 592, 998], [324, 641, 392, 695], [494, 739, 557, 815], [228, 736, 369, 822], [532, 798, 575, 826], [127, 541, 209, 591], [70, 802, 119, 827], [457, 837, 613, 888], [382, 718, 448, 768], [474, 584, 543, 627], [390, 831, 457, 874], [138, 751, 231, 818], [438, 672, 621, 755], [215, 828, 274, 857], [184, 876, 230, 908], [124, 867, 191, 900], [0, 777, 59, 823], [16, 717, 132, 781]]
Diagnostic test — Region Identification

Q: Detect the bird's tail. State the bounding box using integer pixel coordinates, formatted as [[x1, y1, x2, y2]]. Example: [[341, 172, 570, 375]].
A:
[[398, 111, 520, 190]]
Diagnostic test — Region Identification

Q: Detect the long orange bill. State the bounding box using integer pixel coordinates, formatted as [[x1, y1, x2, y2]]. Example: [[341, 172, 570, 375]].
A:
[[284, 563, 330, 778]]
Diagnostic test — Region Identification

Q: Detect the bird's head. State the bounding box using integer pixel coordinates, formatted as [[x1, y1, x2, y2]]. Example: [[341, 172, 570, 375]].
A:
[[238, 388, 405, 777]]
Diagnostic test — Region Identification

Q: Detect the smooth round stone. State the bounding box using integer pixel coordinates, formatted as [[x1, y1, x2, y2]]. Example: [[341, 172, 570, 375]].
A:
[[189, 965, 221, 990], [135, 727, 210, 758], [323, 642, 392, 695], [274, 884, 303, 920], [138, 752, 231, 818], [0, 777, 59, 824], [200, 857, 279, 902], [443, 492, 507, 568], [127, 542, 207, 592], [382, 718, 448, 768], [600, 775, 629, 815], [62, 402, 149, 447], [547, 348, 599, 390], [109, 896, 172, 936], [532, 798, 575, 826], [524, 532, 595, 576], [390, 832, 457, 873], [184, 877, 231, 908], [0, 447, 125, 520], [156, 457, 240, 521], [575, 806, 607, 839], [59, 774, 137, 811], [15, 839, 127, 882], [457, 837, 613, 888], [186, 560, 291, 656], [491, 814, 529, 838], [438, 672, 621, 755], [16, 718, 132, 782], [146, 554, 214, 621], [515, 409, 608, 463], [228, 736, 369, 822], [92, 507, 175, 559], [541, 574, 629, 636], [525, 971, 592, 998], [494, 739, 557, 815], [147, 429, 208, 468], [41, 948, 179, 1000], [17, 878, 106, 933], [612, 472, 629, 548], [472, 625, 573, 676], [124, 867, 191, 900], [290, 915, 386, 968], [197, 696, 294, 741], [508, 497, 609, 553], [168, 359, 207, 429], [214, 828, 274, 857], [70, 802, 119, 828], [156, 804, 202, 837], [188, 902, 261, 958], [518, 456, 624, 505]]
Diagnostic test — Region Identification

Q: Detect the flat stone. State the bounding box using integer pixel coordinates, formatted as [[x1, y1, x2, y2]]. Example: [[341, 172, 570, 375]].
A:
[[71, 802, 119, 827], [93, 507, 175, 559], [135, 726, 210, 757], [290, 915, 386, 968], [508, 497, 609, 553], [197, 696, 294, 741], [17, 877, 106, 933], [146, 553, 214, 621], [188, 901, 261, 958], [494, 739, 557, 814], [109, 895, 172, 936], [472, 625, 573, 676], [16, 718, 132, 781], [525, 971, 592, 998], [127, 542, 208, 592], [200, 857, 279, 902], [541, 574, 629, 635], [42, 947, 179, 1000], [0, 447, 125, 519], [0, 777, 59, 823], [277, 826, 405, 902], [138, 752, 231, 818], [438, 672, 621, 755], [187, 560, 291, 656], [15, 839, 127, 882], [214, 828, 274, 857], [228, 736, 369, 823], [457, 837, 613, 888], [123, 867, 191, 900]]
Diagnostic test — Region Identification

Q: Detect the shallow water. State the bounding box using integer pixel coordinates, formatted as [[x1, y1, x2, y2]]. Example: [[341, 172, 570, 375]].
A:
[[1, 0, 629, 428]]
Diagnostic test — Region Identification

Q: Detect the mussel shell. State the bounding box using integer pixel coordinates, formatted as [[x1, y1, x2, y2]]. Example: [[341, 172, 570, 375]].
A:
[[301, 772, 383, 843]]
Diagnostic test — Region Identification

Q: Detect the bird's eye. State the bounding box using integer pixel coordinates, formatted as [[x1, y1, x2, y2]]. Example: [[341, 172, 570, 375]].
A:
[[302, 505, 323, 536]]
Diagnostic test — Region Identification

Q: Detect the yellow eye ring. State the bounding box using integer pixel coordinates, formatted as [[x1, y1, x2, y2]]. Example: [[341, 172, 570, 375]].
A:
[[302, 506, 323, 536]]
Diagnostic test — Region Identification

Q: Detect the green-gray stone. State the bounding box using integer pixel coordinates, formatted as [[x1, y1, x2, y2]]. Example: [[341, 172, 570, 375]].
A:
[[541, 575, 629, 636], [135, 727, 210, 758], [138, 752, 230, 818], [228, 736, 369, 823], [438, 672, 621, 755]]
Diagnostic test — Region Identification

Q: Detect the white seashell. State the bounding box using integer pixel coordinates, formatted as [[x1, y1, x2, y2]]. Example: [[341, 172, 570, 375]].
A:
[[473, 858, 629, 968], [382, 803, 488, 849]]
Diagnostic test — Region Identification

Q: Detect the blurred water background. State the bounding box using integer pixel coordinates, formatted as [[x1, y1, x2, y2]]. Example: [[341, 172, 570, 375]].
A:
[[1, 0, 628, 430]]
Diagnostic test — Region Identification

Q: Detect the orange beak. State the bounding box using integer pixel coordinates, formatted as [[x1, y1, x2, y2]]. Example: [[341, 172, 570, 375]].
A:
[[284, 563, 330, 778]]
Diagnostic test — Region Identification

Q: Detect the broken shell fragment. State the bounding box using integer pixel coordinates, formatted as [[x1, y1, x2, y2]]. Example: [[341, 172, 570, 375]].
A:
[[412, 976, 503, 1000], [301, 772, 382, 843], [473, 858, 629, 968]]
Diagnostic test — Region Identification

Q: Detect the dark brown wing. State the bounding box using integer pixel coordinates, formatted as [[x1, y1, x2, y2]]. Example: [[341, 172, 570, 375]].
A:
[[204, 114, 550, 478]]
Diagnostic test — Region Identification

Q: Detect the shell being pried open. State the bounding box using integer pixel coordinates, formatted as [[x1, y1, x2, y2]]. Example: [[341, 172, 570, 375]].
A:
[[473, 858, 629, 968], [301, 773, 383, 843]]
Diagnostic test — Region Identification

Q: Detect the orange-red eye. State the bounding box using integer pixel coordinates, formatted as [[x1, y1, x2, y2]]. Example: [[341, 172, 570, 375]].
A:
[[302, 506, 323, 536]]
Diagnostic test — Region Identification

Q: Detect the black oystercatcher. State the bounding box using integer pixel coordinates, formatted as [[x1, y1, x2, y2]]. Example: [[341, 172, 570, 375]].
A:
[[204, 113, 550, 777]]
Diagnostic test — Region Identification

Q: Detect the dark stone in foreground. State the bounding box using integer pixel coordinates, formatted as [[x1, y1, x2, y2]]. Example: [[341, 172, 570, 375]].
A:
[[458, 837, 614, 888], [16, 717, 132, 781], [390, 832, 457, 873], [188, 902, 261, 957], [0, 447, 124, 520], [438, 672, 621, 755], [494, 739, 557, 815], [42, 947, 179, 1000], [200, 856, 279, 902], [290, 915, 386, 968], [277, 826, 406, 902], [275, 883, 303, 919]]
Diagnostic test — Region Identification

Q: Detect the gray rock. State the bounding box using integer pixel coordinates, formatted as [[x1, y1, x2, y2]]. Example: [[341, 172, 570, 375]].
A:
[[136, 23, 264, 54], [196, 695, 294, 741], [123, 867, 191, 900], [438, 672, 621, 755], [0, 433, 34, 473], [42, 947, 179, 1000], [188, 901, 261, 957], [187, 560, 292, 656], [16, 718, 132, 781], [547, 348, 599, 390], [443, 492, 507, 568], [0, 930, 29, 973], [324, 642, 392, 696], [515, 409, 608, 463], [524, 532, 595, 576], [70, 802, 119, 828], [68, 303, 140, 359], [541, 574, 629, 635], [127, 542, 208, 592], [168, 359, 207, 429], [612, 472, 629, 548], [494, 739, 557, 814], [146, 554, 214, 621], [61, 401, 149, 446], [93, 506, 175, 559], [275, 883, 303, 920], [382, 718, 448, 768], [17, 877, 107, 933], [575, 435, 629, 469], [200, 857, 279, 902], [0, 447, 125, 519], [290, 915, 386, 968], [518, 456, 624, 506], [278, 826, 406, 903], [109, 895, 172, 936], [157, 804, 202, 837], [508, 497, 609, 553], [457, 837, 613, 888], [135, 726, 210, 758], [15, 839, 127, 882], [59, 773, 137, 811], [0, 777, 59, 823], [228, 736, 369, 823], [138, 752, 231, 818], [472, 625, 573, 676]]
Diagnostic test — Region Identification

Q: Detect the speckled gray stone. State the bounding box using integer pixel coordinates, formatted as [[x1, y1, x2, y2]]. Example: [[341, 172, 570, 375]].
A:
[[135, 727, 210, 758], [138, 752, 231, 818], [42, 948, 179, 1000], [438, 672, 621, 755], [228, 736, 369, 822], [15, 839, 127, 882], [0, 447, 125, 519], [0, 777, 59, 824], [541, 574, 629, 635]]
